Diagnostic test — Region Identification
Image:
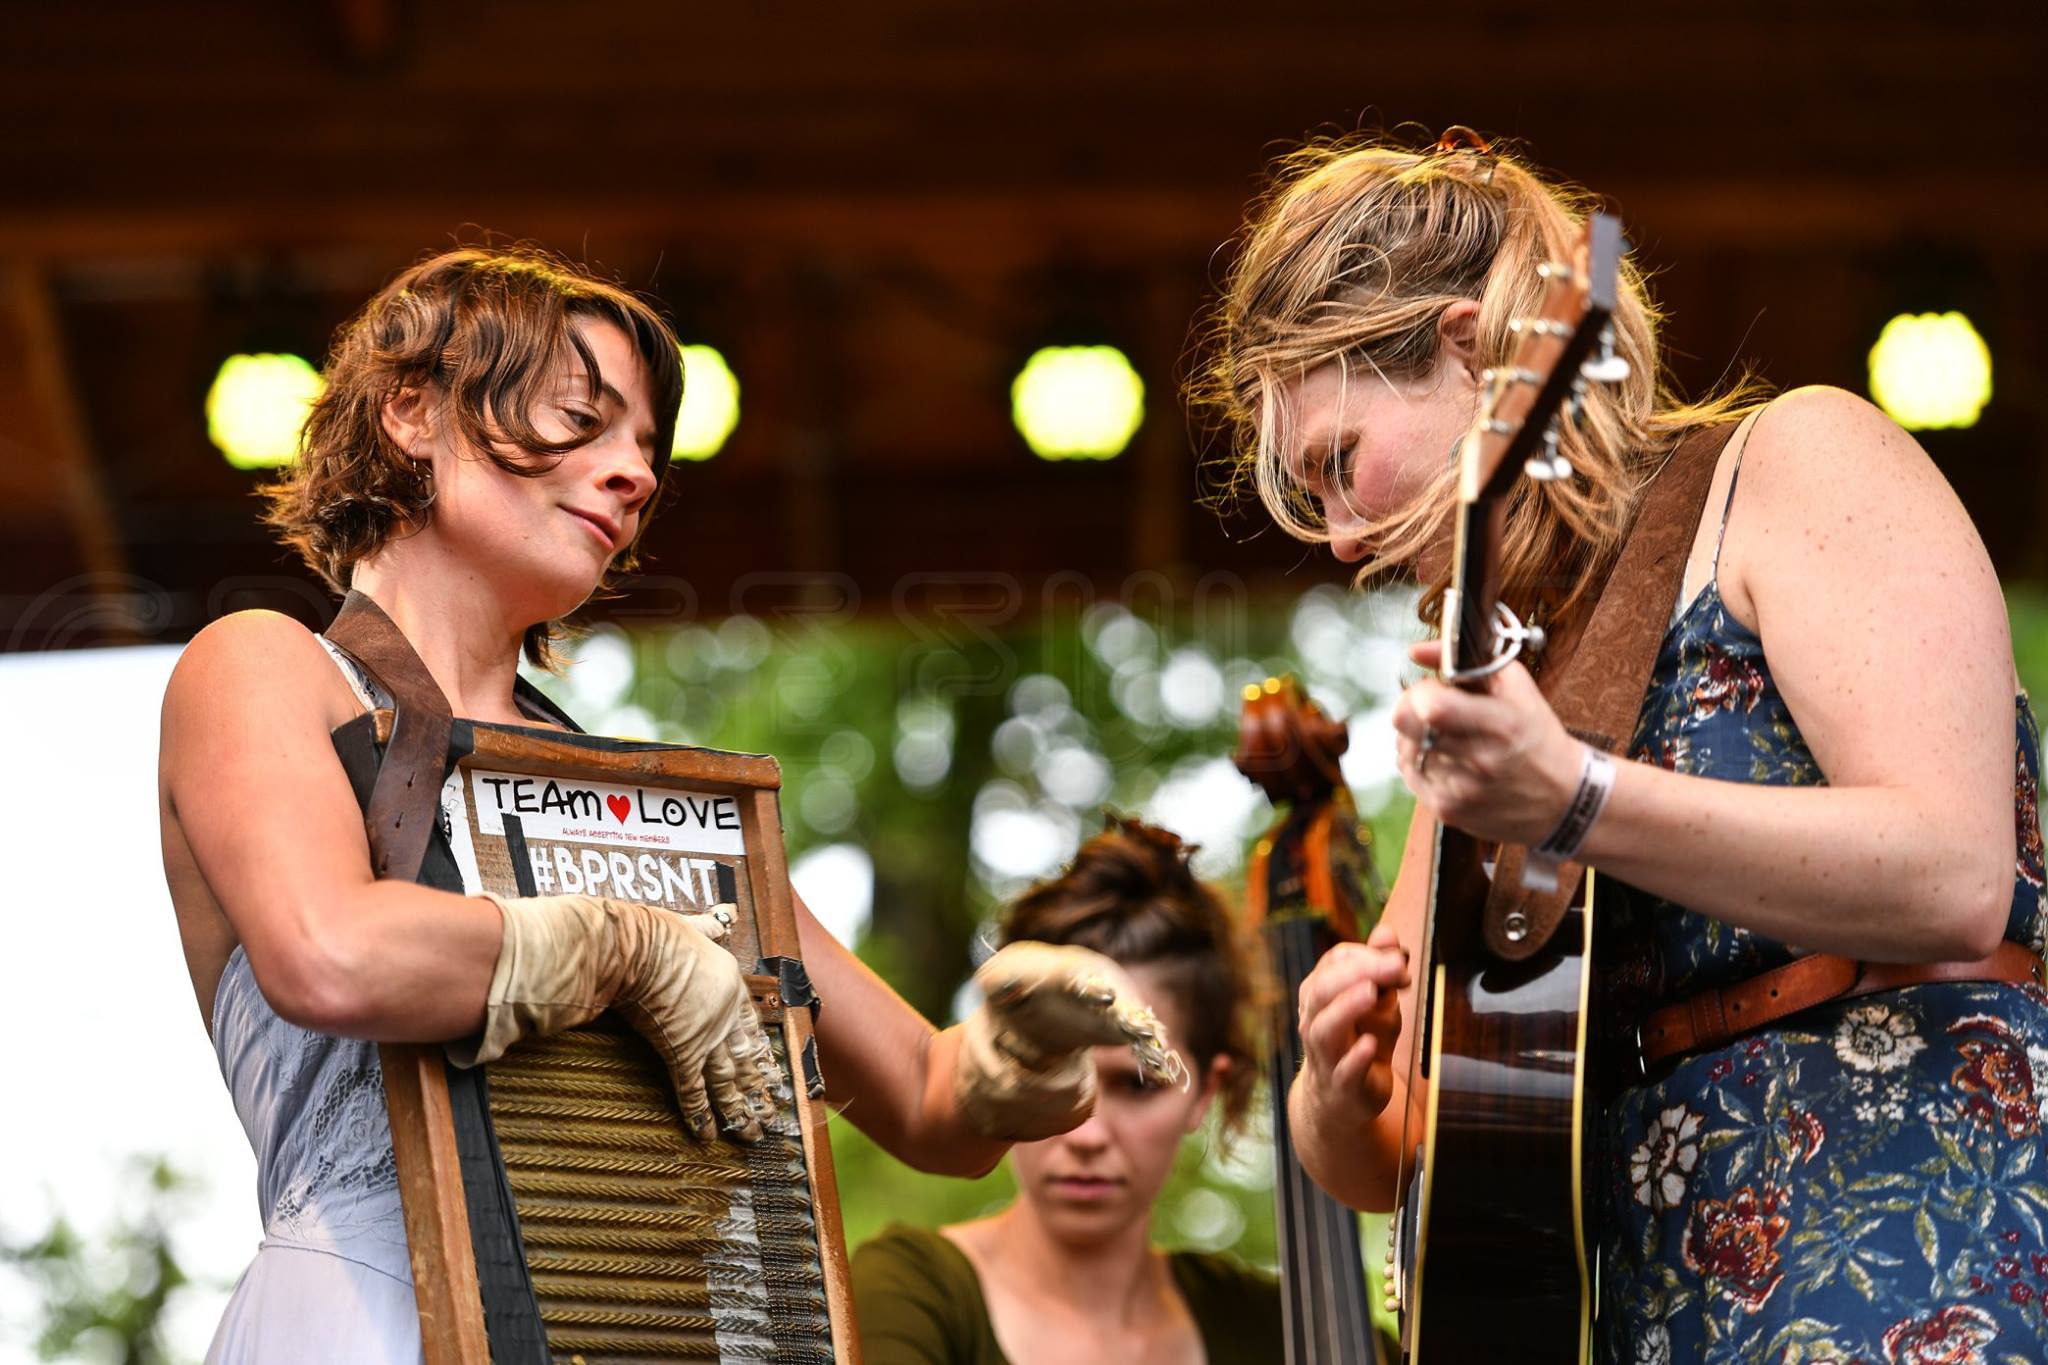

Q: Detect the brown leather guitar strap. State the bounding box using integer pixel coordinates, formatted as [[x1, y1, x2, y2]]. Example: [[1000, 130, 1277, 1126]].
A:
[[1481, 412, 1757, 960], [323, 589, 456, 881]]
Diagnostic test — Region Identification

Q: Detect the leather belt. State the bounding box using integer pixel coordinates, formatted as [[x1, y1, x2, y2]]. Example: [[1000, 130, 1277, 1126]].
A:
[[1638, 940, 2044, 1069]]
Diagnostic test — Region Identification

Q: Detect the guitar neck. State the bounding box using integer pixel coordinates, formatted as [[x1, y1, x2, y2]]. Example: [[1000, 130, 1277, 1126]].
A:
[[1444, 494, 1509, 683]]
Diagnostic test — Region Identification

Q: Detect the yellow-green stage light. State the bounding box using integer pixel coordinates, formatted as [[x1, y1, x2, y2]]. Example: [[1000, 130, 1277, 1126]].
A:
[[207, 352, 325, 469], [1868, 311, 1992, 431], [673, 344, 739, 461], [1011, 345, 1144, 461]]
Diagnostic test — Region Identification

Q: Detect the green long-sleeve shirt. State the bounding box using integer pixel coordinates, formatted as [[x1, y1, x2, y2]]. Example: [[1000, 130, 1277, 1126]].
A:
[[850, 1223, 1283, 1365]]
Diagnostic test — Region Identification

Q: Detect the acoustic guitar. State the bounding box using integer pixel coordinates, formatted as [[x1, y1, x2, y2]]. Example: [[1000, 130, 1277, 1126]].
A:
[[1388, 213, 1628, 1363]]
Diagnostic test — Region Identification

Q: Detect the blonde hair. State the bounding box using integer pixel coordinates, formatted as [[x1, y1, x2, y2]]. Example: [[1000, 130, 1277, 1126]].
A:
[[1193, 131, 1766, 626]]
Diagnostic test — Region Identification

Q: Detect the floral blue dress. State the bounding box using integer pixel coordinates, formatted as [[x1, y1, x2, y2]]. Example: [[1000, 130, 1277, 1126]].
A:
[[1594, 562, 2048, 1365]]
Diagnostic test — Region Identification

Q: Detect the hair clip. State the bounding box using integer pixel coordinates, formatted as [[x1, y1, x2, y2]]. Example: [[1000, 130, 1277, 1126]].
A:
[[1432, 125, 1497, 186], [1433, 125, 1491, 155]]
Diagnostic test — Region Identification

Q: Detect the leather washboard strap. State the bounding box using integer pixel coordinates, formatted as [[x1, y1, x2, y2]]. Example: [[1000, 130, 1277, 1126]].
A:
[[323, 591, 562, 1363], [1481, 412, 1757, 960], [323, 589, 454, 880]]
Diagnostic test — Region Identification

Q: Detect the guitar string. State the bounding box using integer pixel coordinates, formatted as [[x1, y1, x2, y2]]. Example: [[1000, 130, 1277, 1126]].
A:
[[1392, 817, 1438, 1360]]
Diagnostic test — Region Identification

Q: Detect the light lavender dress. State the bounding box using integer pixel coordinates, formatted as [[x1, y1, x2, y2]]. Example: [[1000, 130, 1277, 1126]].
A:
[[204, 640, 420, 1363]]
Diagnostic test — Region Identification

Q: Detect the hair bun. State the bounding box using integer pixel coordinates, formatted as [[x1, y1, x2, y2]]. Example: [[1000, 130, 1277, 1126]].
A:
[[1100, 810, 1200, 884], [995, 811, 1262, 1139]]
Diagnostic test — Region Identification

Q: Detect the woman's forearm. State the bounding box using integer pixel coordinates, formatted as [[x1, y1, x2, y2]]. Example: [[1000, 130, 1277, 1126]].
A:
[[250, 880, 501, 1040], [816, 1016, 1008, 1179], [1289, 1069, 1408, 1213], [1582, 762, 2010, 962], [905, 1026, 1011, 1178], [796, 899, 1009, 1177]]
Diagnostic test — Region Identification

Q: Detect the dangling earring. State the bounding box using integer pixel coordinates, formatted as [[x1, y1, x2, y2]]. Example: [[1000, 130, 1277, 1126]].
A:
[[411, 450, 437, 511]]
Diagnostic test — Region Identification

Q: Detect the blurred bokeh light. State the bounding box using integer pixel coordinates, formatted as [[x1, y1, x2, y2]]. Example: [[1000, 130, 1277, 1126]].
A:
[[205, 352, 324, 470], [1011, 345, 1144, 461], [672, 344, 740, 461], [1868, 311, 1992, 431]]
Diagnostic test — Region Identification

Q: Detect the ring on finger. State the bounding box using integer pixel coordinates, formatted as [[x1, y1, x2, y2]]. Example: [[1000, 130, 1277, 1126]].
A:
[[1417, 726, 1439, 775]]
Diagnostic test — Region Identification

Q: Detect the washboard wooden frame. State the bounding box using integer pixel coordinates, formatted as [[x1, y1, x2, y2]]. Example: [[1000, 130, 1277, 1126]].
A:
[[332, 710, 858, 1365]]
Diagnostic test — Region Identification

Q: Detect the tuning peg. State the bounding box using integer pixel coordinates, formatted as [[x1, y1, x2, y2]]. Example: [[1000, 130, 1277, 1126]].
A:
[[1581, 323, 1631, 384], [1524, 423, 1574, 482]]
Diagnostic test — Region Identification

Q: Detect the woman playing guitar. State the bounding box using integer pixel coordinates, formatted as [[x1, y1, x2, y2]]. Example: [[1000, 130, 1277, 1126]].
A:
[[1193, 130, 2048, 1362]]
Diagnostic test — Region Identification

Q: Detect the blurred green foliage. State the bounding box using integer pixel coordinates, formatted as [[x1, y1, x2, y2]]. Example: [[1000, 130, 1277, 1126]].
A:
[[21, 584, 2046, 1360], [2008, 585, 2048, 705], [2, 1159, 198, 1365], [533, 583, 1421, 1274]]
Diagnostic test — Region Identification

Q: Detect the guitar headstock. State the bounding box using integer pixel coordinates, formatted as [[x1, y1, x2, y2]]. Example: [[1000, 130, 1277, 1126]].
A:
[[1442, 212, 1627, 681], [1456, 212, 1626, 505]]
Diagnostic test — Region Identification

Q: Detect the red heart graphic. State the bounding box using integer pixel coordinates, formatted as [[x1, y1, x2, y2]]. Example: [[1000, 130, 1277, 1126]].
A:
[[606, 794, 632, 824]]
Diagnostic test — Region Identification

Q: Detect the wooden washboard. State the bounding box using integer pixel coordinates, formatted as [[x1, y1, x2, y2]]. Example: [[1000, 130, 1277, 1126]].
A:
[[333, 711, 858, 1365]]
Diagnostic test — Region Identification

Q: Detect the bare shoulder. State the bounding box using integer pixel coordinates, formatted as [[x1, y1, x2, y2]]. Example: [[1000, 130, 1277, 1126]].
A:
[[162, 610, 360, 755], [173, 607, 327, 675], [1739, 384, 1944, 497], [168, 611, 342, 699], [1719, 385, 1991, 623]]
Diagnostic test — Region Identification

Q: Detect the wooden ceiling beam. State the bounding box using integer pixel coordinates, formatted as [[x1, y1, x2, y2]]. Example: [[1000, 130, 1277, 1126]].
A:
[[1, 264, 120, 563], [3, 179, 2046, 280], [0, 261, 133, 643]]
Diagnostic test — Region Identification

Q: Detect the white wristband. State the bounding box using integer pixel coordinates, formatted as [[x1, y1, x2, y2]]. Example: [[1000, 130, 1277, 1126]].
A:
[[1521, 744, 1615, 893]]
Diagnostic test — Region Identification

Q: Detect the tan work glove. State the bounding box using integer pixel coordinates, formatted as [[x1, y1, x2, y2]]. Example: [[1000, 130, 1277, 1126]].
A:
[[449, 893, 777, 1142], [954, 941, 1189, 1141]]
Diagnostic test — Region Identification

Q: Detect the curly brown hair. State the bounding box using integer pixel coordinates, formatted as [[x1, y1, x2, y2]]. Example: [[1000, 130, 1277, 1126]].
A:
[[999, 816, 1266, 1138], [263, 245, 685, 666]]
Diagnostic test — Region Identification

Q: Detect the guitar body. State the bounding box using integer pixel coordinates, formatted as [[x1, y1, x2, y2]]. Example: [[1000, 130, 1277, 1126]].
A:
[[1398, 823, 1598, 1362]]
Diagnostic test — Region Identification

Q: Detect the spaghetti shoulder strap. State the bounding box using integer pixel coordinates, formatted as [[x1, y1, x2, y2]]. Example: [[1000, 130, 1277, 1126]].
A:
[[1709, 403, 1772, 579]]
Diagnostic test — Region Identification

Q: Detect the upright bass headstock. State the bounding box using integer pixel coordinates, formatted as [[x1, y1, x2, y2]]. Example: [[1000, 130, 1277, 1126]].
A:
[[1233, 675, 1376, 941], [1234, 675, 1349, 807]]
